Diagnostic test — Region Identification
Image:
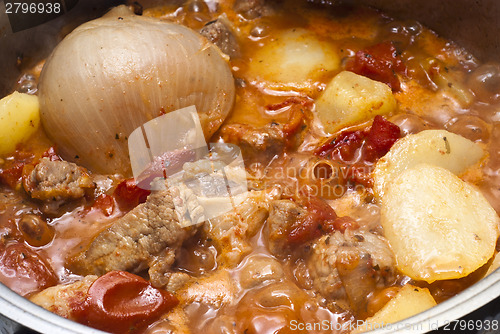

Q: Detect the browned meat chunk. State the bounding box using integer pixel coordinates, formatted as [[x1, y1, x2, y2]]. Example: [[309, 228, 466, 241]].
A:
[[267, 200, 307, 257], [178, 269, 237, 308], [220, 121, 302, 164], [29, 276, 98, 321], [219, 98, 309, 163], [233, 0, 275, 18], [307, 230, 395, 314], [221, 123, 284, 154], [204, 189, 280, 266], [147, 307, 192, 334], [23, 157, 94, 202], [68, 188, 197, 288], [200, 18, 240, 58]]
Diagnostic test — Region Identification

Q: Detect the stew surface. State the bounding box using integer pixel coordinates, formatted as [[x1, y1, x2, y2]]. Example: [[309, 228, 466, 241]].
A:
[[1, 0, 500, 333]]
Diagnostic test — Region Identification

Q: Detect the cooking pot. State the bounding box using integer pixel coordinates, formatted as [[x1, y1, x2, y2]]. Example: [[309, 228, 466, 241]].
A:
[[0, 0, 499, 333]]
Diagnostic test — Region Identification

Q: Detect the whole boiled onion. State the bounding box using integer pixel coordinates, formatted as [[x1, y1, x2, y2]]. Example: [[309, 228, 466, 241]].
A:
[[38, 6, 235, 175]]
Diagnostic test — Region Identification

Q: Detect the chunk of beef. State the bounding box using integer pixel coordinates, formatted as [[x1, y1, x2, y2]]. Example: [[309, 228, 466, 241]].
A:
[[147, 248, 176, 289], [148, 250, 191, 292], [346, 42, 407, 92], [267, 200, 307, 257], [0, 241, 58, 296], [29, 276, 98, 321], [233, 0, 274, 18], [220, 98, 309, 164], [220, 121, 302, 165], [178, 269, 236, 308], [147, 307, 191, 334], [68, 188, 197, 288], [267, 198, 358, 256], [23, 157, 94, 202], [220, 123, 285, 160], [307, 230, 395, 314], [204, 188, 280, 266], [200, 18, 240, 58]]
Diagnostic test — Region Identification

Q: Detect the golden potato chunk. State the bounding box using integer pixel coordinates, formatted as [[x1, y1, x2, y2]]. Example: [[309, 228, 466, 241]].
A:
[[316, 71, 396, 134], [0, 92, 40, 156], [248, 28, 340, 91], [381, 164, 499, 282], [373, 130, 484, 198], [354, 285, 436, 333]]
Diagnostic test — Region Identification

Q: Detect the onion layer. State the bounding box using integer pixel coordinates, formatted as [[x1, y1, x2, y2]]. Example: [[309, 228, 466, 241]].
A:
[[38, 6, 235, 175]]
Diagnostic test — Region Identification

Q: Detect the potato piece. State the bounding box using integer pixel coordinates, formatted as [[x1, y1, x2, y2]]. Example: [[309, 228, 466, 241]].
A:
[[485, 252, 500, 276], [354, 285, 436, 333], [0, 92, 40, 156], [316, 71, 396, 134], [248, 28, 340, 91], [373, 130, 484, 198], [381, 164, 499, 282]]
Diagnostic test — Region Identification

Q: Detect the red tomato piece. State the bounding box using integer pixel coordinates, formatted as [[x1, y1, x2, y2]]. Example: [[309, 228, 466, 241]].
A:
[[365, 115, 401, 160], [41, 146, 61, 161], [77, 271, 178, 333], [344, 165, 374, 188], [266, 96, 312, 112], [315, 130, 365, 162], [0, 242, 57, 296], [287, 197, 338, 244], [0, 150, 35, 189], [282, 106, 306, 138], [265, 97, 310, 145], [0, 163, 25, 189], [316, 116, 400, 163], [93, 194, 115, 217], [114, 178, 151, 209], [346, 41, 406, 91], [287, 214, 323, 245]]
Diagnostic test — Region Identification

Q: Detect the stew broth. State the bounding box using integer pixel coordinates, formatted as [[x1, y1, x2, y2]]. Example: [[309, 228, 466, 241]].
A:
[[1, 0, 500, 333]]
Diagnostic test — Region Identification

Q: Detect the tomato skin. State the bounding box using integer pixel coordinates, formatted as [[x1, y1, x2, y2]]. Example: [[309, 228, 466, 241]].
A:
[[0, 242, 58, 296], [346, 41, 406, 91], [93, 194, 115, 217], [316, 131, 365, 162], [364, 115, 401, 160], [287, 197, 338, 244], [75, 271, 178, 334], [114, 178, 151, 209], [287, 214, 323, 245], [41, 146, 61, 161], [315, 116, 400, 165], [287, 198, 360, 245]]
